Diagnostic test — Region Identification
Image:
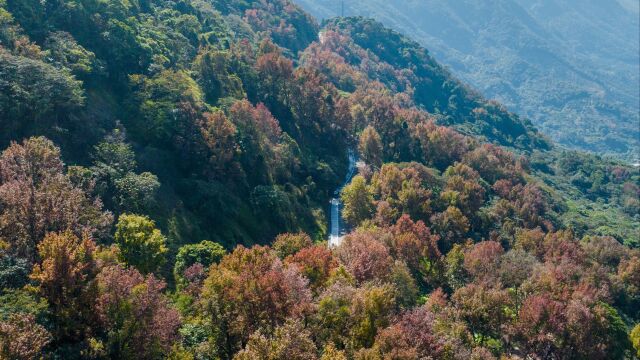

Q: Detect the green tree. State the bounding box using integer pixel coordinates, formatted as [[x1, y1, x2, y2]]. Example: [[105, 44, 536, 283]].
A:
[[130, 70, 205, 147], [358, 125, 383, 168], [320, 343, 347, 360], [92, 128, 160, 214], [631, 323, 640, 358], [234, 320, 318, 360], [193, 48, 244, 104], [0, 254, 30, 290], [0, 52, 84, 145], [44, 31, 98, 77], [341, 175, 374, 226], [273, 232, 312, 259], [349, 284, 396, 350], [174, 240, 226, 281], [114, 214, 167, 274], [113, 172, 160, 212]]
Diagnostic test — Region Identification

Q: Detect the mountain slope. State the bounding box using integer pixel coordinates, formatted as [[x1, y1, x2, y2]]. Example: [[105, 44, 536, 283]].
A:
[[294, 0, 640, 160], [0, 0, 639, 358]]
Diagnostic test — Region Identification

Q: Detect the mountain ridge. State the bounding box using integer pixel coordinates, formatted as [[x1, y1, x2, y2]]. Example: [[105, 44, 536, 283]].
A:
[[295, 0, 640, 161]]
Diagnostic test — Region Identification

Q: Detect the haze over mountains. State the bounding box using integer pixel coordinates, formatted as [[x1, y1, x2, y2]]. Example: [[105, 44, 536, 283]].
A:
[[294, 0, 640, 161]]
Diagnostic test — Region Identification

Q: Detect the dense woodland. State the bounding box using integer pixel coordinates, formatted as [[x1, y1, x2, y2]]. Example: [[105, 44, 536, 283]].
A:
[[0, 0, 639, 359]]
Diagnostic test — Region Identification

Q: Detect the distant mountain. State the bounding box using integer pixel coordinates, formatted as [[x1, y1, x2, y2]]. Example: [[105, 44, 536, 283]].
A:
[[294, 0, 640, 161]]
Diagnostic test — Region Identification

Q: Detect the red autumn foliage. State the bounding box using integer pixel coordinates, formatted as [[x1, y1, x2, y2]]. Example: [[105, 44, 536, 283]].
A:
[[389, 214, 441, 274], [96, 265, 181, 358], [335, 232, 394, 283], [286, 245, 338, 292]]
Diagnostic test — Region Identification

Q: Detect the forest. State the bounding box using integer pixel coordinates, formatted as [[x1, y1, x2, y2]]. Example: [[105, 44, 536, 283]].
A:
[[0, 0, 639, 359], [295, 0, 640, 161]]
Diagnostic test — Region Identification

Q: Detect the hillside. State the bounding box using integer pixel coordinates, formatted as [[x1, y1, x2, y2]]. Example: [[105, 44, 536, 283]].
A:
[[0, 0, 639, 358], [295, 0, 640, 161]]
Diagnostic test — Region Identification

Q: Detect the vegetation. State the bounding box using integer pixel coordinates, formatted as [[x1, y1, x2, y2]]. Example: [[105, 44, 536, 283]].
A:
[[0, 0, 638, 358], [296, 0, 640, 161]]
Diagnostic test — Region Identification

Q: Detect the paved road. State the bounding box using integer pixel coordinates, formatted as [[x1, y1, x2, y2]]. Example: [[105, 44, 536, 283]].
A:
[[329, 150, 357, 247]]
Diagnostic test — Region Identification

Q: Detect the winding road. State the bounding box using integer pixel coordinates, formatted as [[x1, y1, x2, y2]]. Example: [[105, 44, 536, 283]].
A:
[[329, 149, 357, 247]]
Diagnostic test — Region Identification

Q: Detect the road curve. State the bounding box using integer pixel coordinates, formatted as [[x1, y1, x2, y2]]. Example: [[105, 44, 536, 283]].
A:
[[329, 149, 357, 247]]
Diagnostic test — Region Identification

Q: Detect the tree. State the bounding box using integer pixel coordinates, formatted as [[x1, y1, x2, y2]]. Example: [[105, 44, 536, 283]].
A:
[[372, 324, 419, 360], [348, 284, 396, 350], [372, 305, 463, 360], [414, 121, 473, 171], [129, 70, 205, 152], [200, 111, 239, 179], [513, 227, 546, 259], [498, 249, 538, 310], [441, 163, 485, 219], [0, 52, 84, 145], [443, 244, 468, 291], [387, 260, 419, 308], [494, 183, 552, 231], [358, 126, 383, 168], [389, 215, 441, 276], [201, 245, 312, 359], [397, 177, 433, 222], [285, 245, 338, 293], [92, 127, 137, 177], [617, 255, 640, 320], [368, 163, 436, 223], [174, 240, 226, 283], [113, 171, 160, 213], [234, 320, 318, 360], [336, 232, 393, 284], [515, 184, 552, 230], [91, 128, 160, 214], [631, 323, 640, 358], [30, 231, 99, 344], [193, 48, 244, 104], [0, 137, 112, 261], [0, 253, 30, 290], [114, 214, 168, 274], [227, 101, 297, 183], [374, 200, 397, 227], [463, 241, 503, 283], [499, 250, 538, 290], [96, 265, 181, 359], [508, 294, 564, 357], [452, 283, 510, 345], [0, 313, 51, 360], [509, 295, 632, 360], [0, 287, 49, 325], [430, 206, 470, 252], [341, 175, 375, 226], [273, 232, 313, 259], [581, 235, 627, 269], [255, 47, 294, 112], [44, 31, 98, 77], [289, 67, 341, 149], [462, 144, 520, 184], [320, 343, 347, 360]]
